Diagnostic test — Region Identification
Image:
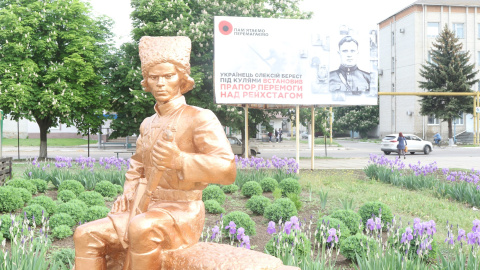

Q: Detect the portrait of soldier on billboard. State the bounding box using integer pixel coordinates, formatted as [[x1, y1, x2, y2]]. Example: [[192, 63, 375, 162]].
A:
[[329, 35, 371, 101]]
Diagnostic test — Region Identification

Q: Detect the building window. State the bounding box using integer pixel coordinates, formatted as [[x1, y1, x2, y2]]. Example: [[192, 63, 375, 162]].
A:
[[428, 115, 440, 125], [454, 114, 464, 125], [391, 57, 395, 72], [427, 22, 439, 37], [478, 23, 480, 39], [453, 23, 464, 38], [392, 31, 395, 46]]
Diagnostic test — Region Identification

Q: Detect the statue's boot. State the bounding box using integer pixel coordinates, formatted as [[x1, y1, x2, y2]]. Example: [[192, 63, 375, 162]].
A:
[[128, 248, 162, 270], [74, 257, 106, 270]]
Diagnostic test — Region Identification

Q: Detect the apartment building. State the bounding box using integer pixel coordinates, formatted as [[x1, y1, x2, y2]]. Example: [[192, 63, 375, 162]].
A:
[[378, 0, 479, 142]]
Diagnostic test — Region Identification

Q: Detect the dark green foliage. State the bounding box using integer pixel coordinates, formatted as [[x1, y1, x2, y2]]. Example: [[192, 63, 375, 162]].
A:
[[0, 186, 25, 212], [57, 190, 77, 203], [246, 195, 271, 215], [241, 181, 263, 198], [49, 213, 76, 229], [279, 178, 301, 197], [264, 198, 298, 223], [58, 180, 85, 196], [6, 179, 38, 195], [0, 214, 23, 240], [265, 231, 311, 258], [419, 25, 479, 139], [202, 185, 226, 205], [286, 193, 302, 211], [222, 211, 256, 236], [333, 106, 379, 138], [358, 201, 394, 230], [30, 179, 48, 193], [15, 187, 32, 204], [221, 184, 239, 194], [78, 191, 105, 207], [0, 0, 114, 158], [341, 234, 378, 262], [51, 225, 73, 239], [95, 181, 118, 198], [50, 248, 75, 269], [204, 200, 225, 214], [30, 195, 57, 216], [388, 227, 438, 261], [330, 209, 363, 235], [114, 184, 124, 194], [57, 201, 87, 223], [260, 177, 278, 192], [84, 206, 110, 223], [22, 204, 47, 225], [316, 216, 351, 245]]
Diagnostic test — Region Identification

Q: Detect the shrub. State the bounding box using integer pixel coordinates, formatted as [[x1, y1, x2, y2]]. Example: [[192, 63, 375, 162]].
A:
[[341, 234, 378, 262], [58, 180, 85, 196], [202, 185, 226, 205], [0, 186, 24, 212], [95, 181, 118, 198], [286, 193, 302, 211], [221, 184, 239, 194], [50, 248, 75, 269], [279, 177, 297, 185], [0, 214, 23, 239], [316, 216, 351, 245], [57, 201, 87, 223], [57, 190, 77, 203], [388, 226, 438, 261], [84, 206, 110, 223], [330, 209, 363, 235], [49, 213, 76, 229], [241, 181, 263, 198], [265, 231, 311, 258], [260, 177, 278, 192], [22, 204, 47, 225], [246, 195, 271, 215], [51, 225, 73, 239], [279, 178, 301, 197], [78, 191, 105, 207], [30, 179, 48, 193], [222, 211, 256, 236], [264, 198, 298, 223], [6, 179, 38, 194], [204, 200, 225, 214], [30, 195, 57, 216], [114, 184, 123, 194], [358, 201, 394, 230], [15, 187, 32, 204], [272, 188, 282, 200]]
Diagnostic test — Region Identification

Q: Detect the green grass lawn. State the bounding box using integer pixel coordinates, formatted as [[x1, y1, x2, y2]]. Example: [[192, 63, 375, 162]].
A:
[[298, 169, 479, 253], [299, 138, 342, 147], [1, 138, 97, 147]]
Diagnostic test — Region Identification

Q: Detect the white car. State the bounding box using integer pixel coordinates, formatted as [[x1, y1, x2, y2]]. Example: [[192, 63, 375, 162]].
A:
[[228, 137, 260, 156], [381, 134, 433, 155]]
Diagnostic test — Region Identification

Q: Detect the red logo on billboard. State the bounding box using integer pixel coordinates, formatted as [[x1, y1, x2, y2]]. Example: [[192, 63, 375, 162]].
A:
[[219, 21, 233, 35]]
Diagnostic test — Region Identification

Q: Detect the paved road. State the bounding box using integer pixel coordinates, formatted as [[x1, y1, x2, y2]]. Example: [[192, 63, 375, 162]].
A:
[[1, 138, 479, 170]]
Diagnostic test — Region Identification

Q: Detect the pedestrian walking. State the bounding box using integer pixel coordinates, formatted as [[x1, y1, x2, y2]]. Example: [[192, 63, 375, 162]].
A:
[[397, 132, 407, 159]]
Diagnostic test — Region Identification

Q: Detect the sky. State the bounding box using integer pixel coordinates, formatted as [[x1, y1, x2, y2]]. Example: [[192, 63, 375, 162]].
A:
[[89, 0, 417, 47]]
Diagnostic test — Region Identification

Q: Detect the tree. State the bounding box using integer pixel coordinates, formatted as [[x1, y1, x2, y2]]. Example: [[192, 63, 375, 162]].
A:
[[333, 106, 379, 138], [0, 0, 114, 158], [107, 0, 312, 142], [419, 25, 478, 141]]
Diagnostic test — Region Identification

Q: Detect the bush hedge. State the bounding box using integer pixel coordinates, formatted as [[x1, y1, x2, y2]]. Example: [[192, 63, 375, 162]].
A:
[[246, 195, 271, 215], [329, 209, 363, 235], [264, 198, 298, 223], [278, 178, 301, 197], [204, 200, 225, 214], [341, 234, 378, 262], [58, 180, 85, 196], [0, 186, 24, 212], [95, 181, 118, 198], [221, 184, 239, 194], [51, 225, 73, 239], [358, 201, 394, 230], [78, 191, 105, 207], [202, 185, 226, 205], [57, 190, 77, 203], [6, 179, 38, 195], [241, 181, 263, 198], [259, 177, 278, 192], [49, 213, 76, 229], [30, 195, 57, 216], [84, 206, 110, 223], [222, 211, 256, 237]]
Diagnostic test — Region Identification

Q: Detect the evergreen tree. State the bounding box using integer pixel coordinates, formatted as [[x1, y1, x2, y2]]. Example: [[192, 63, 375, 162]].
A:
[[107, 0, 312, 146], [419, 25, 478, 141]]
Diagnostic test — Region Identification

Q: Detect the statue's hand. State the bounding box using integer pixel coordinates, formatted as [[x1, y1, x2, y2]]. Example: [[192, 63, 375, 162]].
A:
[[152, 138, 182, 171], [111, 192, 134, 213]]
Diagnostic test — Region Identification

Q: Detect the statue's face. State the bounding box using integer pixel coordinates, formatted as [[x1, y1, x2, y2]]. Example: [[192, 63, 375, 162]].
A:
[[338, 41, 358, 67], [146, 62, 182, 103]]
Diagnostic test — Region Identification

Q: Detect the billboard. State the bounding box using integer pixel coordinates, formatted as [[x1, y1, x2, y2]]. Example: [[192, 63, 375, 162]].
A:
[[214, 16, 378, 106]]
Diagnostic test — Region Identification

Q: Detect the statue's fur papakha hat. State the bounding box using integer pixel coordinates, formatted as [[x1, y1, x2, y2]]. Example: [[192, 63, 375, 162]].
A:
[[139, 36, 194, 94]]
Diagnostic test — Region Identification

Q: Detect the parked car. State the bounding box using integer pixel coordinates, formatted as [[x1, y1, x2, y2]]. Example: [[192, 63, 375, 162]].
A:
[[381, 134, 433, 155], [227, 137, 260, 156], [301, 132, 309, 139]]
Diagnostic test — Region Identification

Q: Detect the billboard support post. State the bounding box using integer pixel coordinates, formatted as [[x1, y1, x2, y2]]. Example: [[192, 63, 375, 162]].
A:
[[295, 106, 300, 172], [311, 107, 314, 170], [244, 105, 249, 159]]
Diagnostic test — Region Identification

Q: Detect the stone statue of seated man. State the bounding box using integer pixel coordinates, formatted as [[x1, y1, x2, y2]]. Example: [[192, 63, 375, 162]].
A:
[[73, 36, 237, 270]]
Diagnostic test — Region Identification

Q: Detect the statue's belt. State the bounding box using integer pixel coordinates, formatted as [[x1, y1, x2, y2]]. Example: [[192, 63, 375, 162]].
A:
[[151, 188, 202, 202]]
